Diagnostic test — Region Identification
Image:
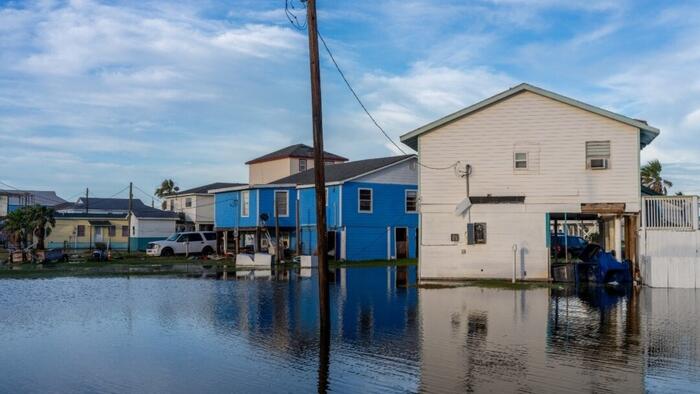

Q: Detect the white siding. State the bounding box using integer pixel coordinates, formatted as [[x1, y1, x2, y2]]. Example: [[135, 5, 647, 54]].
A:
[[354, 158, 418, 185], [134, 217, 177, 238], [0, 195, 7, 217], [418, 91, 643, 280]]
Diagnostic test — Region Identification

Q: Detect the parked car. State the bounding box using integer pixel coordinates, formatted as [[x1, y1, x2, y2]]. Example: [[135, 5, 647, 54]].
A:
[[146, 232, 217, 257], [551, 234, 588, 259]]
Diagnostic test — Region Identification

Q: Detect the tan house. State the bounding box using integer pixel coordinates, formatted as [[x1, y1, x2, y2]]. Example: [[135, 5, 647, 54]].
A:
[[246, 144, 348, 184], [163, 183, 244, 232], [400, 83, 660, 281]]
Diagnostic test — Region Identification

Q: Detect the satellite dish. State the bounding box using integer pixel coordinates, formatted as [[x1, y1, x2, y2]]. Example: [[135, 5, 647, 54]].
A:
[[454, 197, 472, 217]]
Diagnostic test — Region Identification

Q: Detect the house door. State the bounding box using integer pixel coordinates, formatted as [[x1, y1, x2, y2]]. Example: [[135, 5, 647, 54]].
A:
[[94, 227, 103, 243], [327, 231, 337, 260], [395, 228, 408, 259]]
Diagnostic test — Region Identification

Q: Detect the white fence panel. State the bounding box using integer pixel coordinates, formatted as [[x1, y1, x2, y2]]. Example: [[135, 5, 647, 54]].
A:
[[640, 229, 699, 288], [642, 196, 698, 231]]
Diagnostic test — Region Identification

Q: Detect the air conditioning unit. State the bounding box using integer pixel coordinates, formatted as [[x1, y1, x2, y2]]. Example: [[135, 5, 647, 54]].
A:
[[588, 158, 609, 170]]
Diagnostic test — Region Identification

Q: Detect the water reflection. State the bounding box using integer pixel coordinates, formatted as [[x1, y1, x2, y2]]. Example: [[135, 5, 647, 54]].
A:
[[0, 267, 698, 393]]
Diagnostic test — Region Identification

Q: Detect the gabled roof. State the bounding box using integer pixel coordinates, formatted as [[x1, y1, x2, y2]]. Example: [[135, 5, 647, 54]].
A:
[[56, 197, 178, 219], [245, 143, 348, 165], [174, 182, 245, 196], [400, 83, 660, 150], [269, 155, 415, 185], [0, 189, 66, 206]]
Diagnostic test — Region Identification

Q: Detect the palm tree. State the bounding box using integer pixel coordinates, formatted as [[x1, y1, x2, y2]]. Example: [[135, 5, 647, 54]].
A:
[[27, 205, 56, 250], [4, 208, 32, 261], [155, 179, 179, 209], [641, 159, 673, 195]]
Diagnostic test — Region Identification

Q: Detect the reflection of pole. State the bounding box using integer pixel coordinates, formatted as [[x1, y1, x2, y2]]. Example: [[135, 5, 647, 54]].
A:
[[317, 309, 331, 394]]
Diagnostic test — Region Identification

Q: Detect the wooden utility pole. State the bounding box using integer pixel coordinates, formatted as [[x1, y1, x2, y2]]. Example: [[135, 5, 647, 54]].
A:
[[306, 0, 330, 329], [85, 188, 89, 214], [127, 182, 133, 254]]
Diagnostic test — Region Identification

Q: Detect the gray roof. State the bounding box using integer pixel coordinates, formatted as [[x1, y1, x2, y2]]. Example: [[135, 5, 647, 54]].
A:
[[175, 182, 245, 196], [0, 190, 66, 206], [400, 83, 660, 150], [269, 155, 415, 185], [245, 144, 348, 164], [56, 197, 178, 219]]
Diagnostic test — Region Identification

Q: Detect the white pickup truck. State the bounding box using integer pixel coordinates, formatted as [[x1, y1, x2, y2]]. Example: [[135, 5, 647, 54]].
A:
[[146, 232, 217, 257]]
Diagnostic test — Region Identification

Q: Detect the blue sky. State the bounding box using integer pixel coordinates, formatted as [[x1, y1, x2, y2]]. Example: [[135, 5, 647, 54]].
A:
[[1, 0, 699, 201]]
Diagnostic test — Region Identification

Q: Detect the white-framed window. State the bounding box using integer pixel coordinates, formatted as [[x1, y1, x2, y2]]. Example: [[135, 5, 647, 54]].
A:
[[185, 197, 192, 208], [299, 159, 307, 172], [274, 190, 289, 217], [358, 188, 373, 213], [405, 190, 418, 213], [514, 152, 528, 169], [241, 190, 250, 217], [586, 141, 611, 170]]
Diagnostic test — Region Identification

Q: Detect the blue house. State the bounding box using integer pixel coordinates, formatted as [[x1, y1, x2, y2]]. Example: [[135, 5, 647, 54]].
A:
[[270, 155, 418, 261], [210, 184, 299, 254]]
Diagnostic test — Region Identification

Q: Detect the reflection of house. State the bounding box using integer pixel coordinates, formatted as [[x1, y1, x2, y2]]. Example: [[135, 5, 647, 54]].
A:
[[163, 183, 244, 232], [246, 143, 348, 185], [401, 83, 660, 280], [0, 189, 65, 218], [47, 197, 178, 250]]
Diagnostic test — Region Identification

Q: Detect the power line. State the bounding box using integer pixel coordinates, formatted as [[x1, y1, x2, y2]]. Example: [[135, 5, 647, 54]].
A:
[[108, 185, 130, 198], [133, 184, 162, 202]]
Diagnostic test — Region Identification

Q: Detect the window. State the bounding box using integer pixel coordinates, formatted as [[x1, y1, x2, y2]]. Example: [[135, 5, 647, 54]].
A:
[[169, 200, 174, 211], [203, 232, 217, 241], [406, 190, 418, 213], [241, 190, 250, 217], [514, 152, 528, 169], [108, 226, 116, 237], [586, 141, 610, 169], [77, 225, 85, 237], [132, 226, 135, 236], [467, 223, 487, 245], [122, 225, 129, 237], [358, 188, 372, 213], [188, 233, 203, 242], [299, 159, 307, 172], [274, 190, 288, 217], [185, 197, 192, 208]]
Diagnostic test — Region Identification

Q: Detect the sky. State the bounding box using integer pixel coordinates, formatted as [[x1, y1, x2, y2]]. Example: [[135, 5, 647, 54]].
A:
[[1, 0, 699, 201]]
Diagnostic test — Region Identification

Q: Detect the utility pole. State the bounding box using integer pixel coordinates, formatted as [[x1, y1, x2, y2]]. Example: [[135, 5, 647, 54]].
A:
[[306, 0, 330, 330], [127, 182, 133, 254], [85, 188, 89, 214]]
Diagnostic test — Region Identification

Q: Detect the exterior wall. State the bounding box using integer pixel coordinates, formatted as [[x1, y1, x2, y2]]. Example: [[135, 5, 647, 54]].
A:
[[249, 158, 293, 184], [298, 185, 342, 255], [418, 91, 643, 279], [258, 187, 298, 228], [46, 218, 129, 250], [343, 182, 418, 261], [213, 189, 261, 229], [165, 194, 214, 224], [0, 195, 7, 217], [130, 217, 176, 251], [640, 229, 700, 288], [354, 159, 417, 185]]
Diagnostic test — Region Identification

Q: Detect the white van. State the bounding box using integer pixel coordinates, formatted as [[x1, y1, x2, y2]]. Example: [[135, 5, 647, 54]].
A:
[[146, 232, 217, 257]]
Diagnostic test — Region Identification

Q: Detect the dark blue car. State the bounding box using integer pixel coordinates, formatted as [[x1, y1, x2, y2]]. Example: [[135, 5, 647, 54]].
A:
[[551, 234, 588, 259]]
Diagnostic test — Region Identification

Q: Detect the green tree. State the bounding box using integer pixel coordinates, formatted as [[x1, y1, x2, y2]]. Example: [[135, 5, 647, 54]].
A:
[[4, 208, 32, 261], [155, 179, 179, 209], [27, 205, 56, 250], [641, 159, 673, 195]]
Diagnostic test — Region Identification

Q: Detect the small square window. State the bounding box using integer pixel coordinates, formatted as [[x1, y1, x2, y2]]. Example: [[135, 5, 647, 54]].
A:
[[77, 225, 85, 237], [406, 190, 418, 212], [299, 159, 307, 172], [185, 197, 192, 208], [467, 223, 487, 245], [108, 226, 116, 237], [358, 188, 372, 213], [121, 225, 129, 237], [514, 152, 528, 169]]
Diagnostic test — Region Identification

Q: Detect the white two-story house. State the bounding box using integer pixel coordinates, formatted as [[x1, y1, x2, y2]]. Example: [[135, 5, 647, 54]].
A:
[[164, 182, 244, 232], [400, 83, 659, 281]]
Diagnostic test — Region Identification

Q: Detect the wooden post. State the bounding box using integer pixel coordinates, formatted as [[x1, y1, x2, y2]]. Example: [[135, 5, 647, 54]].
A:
[[306, 0, 330, 331]]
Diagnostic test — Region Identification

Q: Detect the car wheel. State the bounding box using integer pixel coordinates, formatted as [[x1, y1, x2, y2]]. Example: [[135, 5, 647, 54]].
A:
[[201, 246, 213, 256], [161, 248, 174, 257]]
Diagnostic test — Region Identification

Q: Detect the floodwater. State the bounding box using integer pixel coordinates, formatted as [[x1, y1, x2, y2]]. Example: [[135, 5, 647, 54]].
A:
[[0, 267, 698, 393]]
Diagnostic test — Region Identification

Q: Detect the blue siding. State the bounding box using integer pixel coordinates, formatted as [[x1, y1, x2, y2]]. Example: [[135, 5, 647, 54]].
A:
[[297, 186, 341, 229], [213, 189, 260, 229], [342, 182, 418, 261]]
